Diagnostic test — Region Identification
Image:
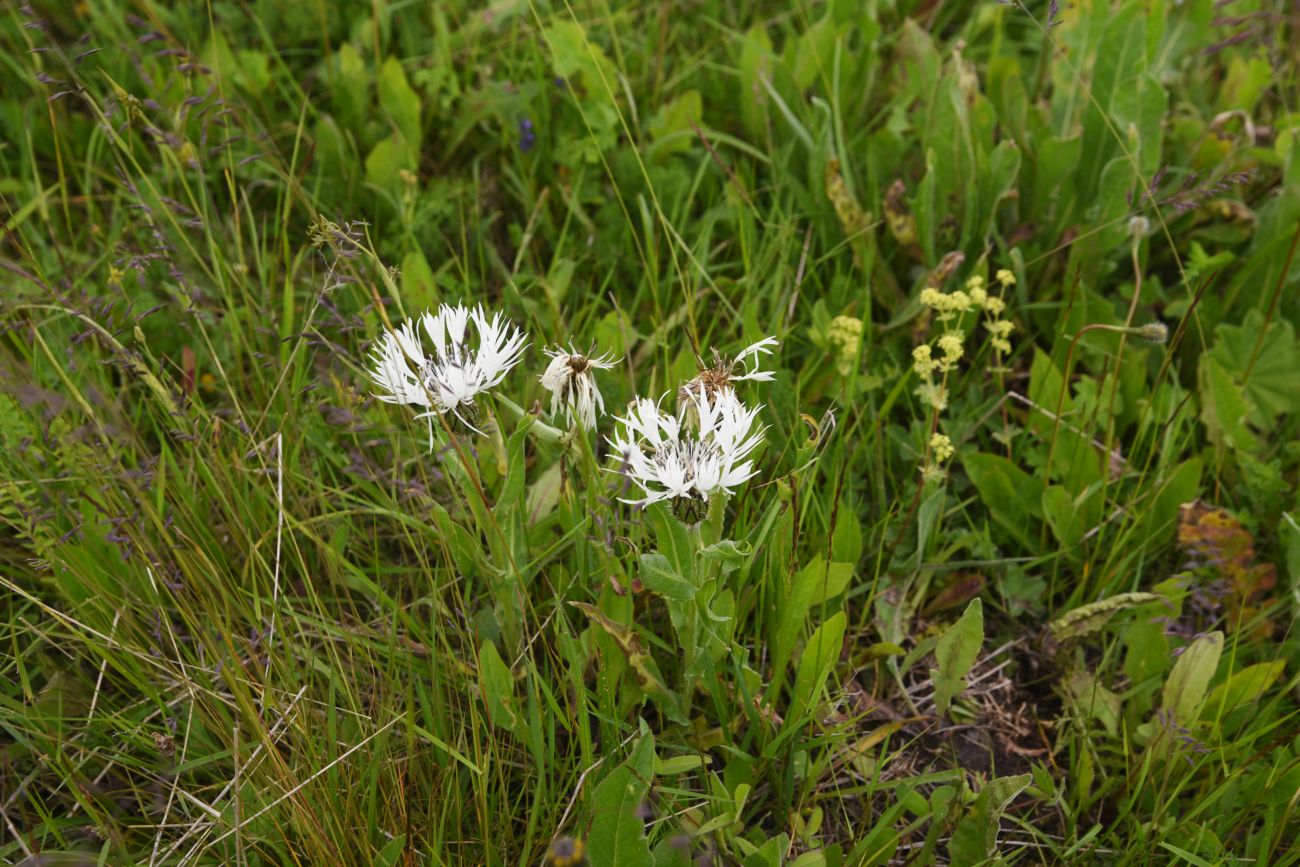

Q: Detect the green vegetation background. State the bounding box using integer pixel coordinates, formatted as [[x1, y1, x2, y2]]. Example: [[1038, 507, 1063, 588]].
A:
[[1, 0, 1298, 864]]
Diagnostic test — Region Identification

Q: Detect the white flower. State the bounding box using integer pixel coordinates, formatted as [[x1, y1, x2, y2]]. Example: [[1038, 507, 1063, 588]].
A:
[[368, 303, 527, 443], [678, 337, 778, 410], [539, 346, 618, 431], [609, 385, 765, 517]]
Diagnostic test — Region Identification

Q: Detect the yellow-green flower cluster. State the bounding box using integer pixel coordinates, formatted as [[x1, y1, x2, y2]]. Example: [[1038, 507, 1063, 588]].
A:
[[912, 285, 977, 412], [919, 287, 973, 322], [929, 432, 955, 462], [982, 270, 1016, 358], [912, 266, 1018, 428], [827, 315, 863, 376]]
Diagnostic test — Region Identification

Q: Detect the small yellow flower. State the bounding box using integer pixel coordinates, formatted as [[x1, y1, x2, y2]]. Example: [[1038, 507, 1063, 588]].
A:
[[930, 432, 955, 462], [983, 296, 1006, 316], [920, 288, 944, 309], [969, 285, 988, 307], [828, 316, 864, 374], [912, 344, 937, 377], [937, 333, 963, 368], [996, 268, 1016, 288]]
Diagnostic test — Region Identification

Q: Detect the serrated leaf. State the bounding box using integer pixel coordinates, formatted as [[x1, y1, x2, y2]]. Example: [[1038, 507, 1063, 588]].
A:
[[1199, 356, 1259, 451], [646, 89, 702, 158], [1162, 630, 1223, 727], [932, 598, 983, 718], [1049, 592, 1163, 642]]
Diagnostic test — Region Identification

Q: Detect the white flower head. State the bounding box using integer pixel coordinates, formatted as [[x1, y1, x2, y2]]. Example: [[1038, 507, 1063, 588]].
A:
[[539, 345, 619, 431], [609, 385, 765, 523], [368, 303, 527, 444], [677, 336, 778, 412]]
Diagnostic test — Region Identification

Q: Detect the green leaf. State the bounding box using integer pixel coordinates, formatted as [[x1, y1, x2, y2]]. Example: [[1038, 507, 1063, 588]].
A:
[[1162, 631, 1223, 727], [789, 13, 838, 91], [478, 640, 517, 732], [544, 19, 616, 94], [831, 511, 862, 564], [783, 611, 846, 732], [700, 540, 751, 572], [494, 416, 532, 512], [400, 249, 437, 308], [646, 90, 702, 158], [639, 553, 695, 602], [1199, 356, 1259, 451], [1202, 660, 1286, 719], [771, 556, 855, 678], [1208, 310, 1300, 430], [570, 602, 685, 723], [646, 503, 696, 585], [737, 25, 775, 141], [374, 834, 406, 867], [960, 453, 1043, 548], [947, 774, 1032, 865], [1123, 580, 1183, 685], [587, 735, 656, 867], [1049, 592, 1164, 642], [332, 43, 369, 133], [1042, 485, 1086, 549], [364, 134, 414, 188], [378, 56, 421, 160], [931, 599, 983, 718], [1063, 669, 1122, 737], [1142, 457, 1203, 547]]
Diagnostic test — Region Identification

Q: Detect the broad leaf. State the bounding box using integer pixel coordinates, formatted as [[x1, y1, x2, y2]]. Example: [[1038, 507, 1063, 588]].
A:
[[1162, 631, 1223, 727], [478, 640, 517, 732], [587, 735, 656, 866], [932, 599, 983, 718], [782, 611, 846, 733], [947, 774, 1032, 865]]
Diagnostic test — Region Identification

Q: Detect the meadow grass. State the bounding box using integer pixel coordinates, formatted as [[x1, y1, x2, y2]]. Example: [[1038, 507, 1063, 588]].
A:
[[1, 0, 1299, 864]]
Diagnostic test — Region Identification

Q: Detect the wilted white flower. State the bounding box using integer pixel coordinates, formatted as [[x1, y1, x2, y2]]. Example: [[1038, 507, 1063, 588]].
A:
[[678, 337, 778, 412], [540, 346, 618, 430], [368, 303, 527, 443], [610, 385, 765, 523]]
